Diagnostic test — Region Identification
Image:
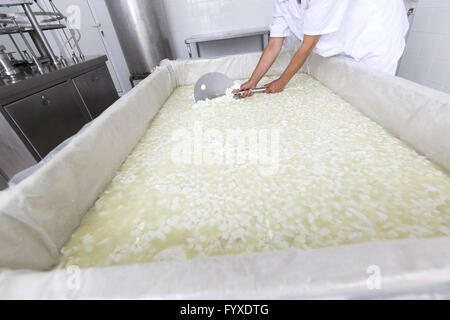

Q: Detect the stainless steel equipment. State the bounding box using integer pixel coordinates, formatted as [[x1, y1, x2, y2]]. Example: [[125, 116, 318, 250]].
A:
[[4, 81, 91, 158], [193, 72, 266, 102], [0, 167, 8, 190], [0, 2, 112, 187], [106, 0, 170, 84], [21, 2, 59, 67], [0, 110, 37, 181], [0, 56, 119, 184], [194, 72, 234, 102], [0, 45, 20, 78], [185, 28, 270, 59], [0, 1, 86, 77], [73, 65, 118, 119]]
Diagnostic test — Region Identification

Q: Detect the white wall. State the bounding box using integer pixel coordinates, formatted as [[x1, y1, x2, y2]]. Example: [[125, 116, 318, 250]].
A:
[[398, 0, 450, 94], [84, 0, 132, 94], [162, 0, 276, 59]]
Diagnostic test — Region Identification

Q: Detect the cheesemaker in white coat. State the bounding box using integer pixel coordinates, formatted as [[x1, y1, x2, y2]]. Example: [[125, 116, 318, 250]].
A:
[[270, 0, 410, 75]]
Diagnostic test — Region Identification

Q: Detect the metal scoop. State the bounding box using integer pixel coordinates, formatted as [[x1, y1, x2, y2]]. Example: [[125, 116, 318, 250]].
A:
[[194, 72, 234, 102], [194, 72, 267, 102]]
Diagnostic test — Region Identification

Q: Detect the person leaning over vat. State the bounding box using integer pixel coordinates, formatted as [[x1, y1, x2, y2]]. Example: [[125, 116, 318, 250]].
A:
[[237, 0, 410, 98]]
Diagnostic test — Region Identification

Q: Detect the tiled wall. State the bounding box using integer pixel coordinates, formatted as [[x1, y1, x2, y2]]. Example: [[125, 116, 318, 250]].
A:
[[398, 0, 450, 94], [162, 0, 275, 59]]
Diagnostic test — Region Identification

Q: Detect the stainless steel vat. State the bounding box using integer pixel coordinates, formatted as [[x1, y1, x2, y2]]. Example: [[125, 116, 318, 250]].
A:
[[105, 0, 171, 80]]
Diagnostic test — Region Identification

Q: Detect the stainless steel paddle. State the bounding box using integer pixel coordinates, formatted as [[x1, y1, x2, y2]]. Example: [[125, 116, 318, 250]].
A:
[[194, 72, 234, 102], [194, 72, 267, 102]]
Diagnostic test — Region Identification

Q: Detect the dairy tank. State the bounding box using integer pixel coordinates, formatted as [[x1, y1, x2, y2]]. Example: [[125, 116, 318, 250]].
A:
[[106, 0, 171, 82]]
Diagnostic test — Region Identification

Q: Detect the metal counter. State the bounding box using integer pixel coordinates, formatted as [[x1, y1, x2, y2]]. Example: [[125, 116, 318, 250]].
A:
[[185, 28, 269, 58], [0, 55, 119, 190], [0, 56, 109, 105]]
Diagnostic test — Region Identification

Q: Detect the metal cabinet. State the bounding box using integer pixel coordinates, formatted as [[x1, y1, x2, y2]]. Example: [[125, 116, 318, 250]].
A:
[[73, 66, 119, 119], [0, 112, 37, 179], [4, 81, 91, 159], [0, 168, 8, 191]]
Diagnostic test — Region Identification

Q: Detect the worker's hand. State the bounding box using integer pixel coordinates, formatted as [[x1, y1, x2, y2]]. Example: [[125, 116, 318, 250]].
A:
[[263, 78, 287, 94], [234, 80, 257, 98]]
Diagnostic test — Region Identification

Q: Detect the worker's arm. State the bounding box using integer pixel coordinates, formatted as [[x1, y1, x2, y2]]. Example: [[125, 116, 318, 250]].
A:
[[237, 37, 285, 98], [264, 34, 321, 94]]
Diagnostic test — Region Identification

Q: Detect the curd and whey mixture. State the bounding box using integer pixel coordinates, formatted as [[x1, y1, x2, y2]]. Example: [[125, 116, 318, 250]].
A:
[[60, 74, 450, 269]]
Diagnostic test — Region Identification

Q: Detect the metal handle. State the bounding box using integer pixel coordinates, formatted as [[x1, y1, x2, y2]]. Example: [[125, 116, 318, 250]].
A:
[[234, 87, 266, 97], [250, 88, 267, 93]]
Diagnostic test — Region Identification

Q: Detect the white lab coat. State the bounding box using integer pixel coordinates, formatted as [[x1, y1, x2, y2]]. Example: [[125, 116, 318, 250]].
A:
[[270, 0, 410, 75]]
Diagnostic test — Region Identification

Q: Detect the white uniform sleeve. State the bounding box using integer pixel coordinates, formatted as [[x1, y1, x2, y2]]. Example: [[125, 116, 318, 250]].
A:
[[270, 0, 293, 38], [304, 0, 350, 36]]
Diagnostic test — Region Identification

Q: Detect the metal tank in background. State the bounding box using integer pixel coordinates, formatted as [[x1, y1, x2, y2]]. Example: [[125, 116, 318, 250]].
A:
[[105, 0, 171, 86]]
